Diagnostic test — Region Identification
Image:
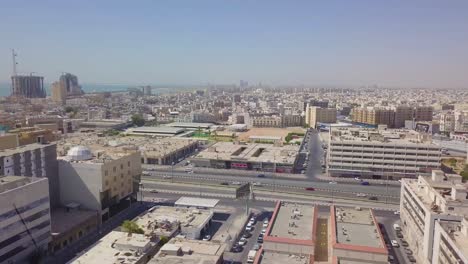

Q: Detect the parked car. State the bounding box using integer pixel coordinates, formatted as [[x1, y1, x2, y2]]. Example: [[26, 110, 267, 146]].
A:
[[391, 240, 399, 247], [238, 237, 247, 246], [305, 187, 315, 191], [202, 235, 211, 241], [388, 255, 395, 263], [261, 228, 267, 235], [408, 256, 416, 262], [232, 245, 243, 253], [361, 181, 370, 186], [257, 174, 265, 178], [263, 220, 269, 228], [368, 196, 378, 201], [394, 210, 400, 215], [220, 182, 229, 185], [401, 240, 409, 247], [242, 232, 252, 239], [257, 234, 264, 243], [253, 244, 260, 251], [396, 232, 403, 239], [249, 217, 256, 224]]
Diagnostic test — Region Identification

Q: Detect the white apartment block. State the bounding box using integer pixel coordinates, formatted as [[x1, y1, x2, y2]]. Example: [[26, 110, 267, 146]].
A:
[[432, 218, 468, 264], [400, 170, 468, 264], [455, 110, 468, 133], [327, 128, 441, 179], [0, 176, 51, 263], [440, 111, 456, 133]]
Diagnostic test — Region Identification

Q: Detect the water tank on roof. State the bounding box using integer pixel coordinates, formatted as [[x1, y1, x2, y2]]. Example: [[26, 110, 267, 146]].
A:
[[67, 146, 93, 161]]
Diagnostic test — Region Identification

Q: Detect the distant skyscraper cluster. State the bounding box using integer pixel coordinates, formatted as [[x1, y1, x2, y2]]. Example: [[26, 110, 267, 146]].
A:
[[51, 73, 84, 104]]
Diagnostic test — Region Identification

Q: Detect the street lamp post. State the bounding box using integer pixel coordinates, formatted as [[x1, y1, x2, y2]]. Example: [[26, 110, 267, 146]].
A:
[[171, 162, 175, 183]]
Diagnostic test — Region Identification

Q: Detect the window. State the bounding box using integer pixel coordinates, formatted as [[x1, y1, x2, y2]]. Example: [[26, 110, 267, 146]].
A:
[[105, 170, 108, 176], [128, 161, 131, 167], [114, 176, 117, 182], [120, 164, 123, 169], [113, 166, 116, 172]]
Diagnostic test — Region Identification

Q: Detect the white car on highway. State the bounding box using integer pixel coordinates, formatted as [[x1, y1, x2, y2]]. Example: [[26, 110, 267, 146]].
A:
[[252, 182, 262, 187], [328, 181, 337, 185], [231, 181, 242, 185], [356, 193, 367, 197]]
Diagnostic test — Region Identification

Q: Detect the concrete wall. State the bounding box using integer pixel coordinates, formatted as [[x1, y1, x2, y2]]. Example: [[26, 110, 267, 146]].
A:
[[333, 248, 387, 263], [58, 161, 102, 212]]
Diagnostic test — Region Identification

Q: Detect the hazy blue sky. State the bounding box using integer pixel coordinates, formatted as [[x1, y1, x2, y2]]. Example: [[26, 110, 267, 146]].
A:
[[1, 0, 467, 88]]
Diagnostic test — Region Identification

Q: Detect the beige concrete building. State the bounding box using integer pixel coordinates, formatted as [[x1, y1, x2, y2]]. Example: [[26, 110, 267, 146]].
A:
[[400, 170, 468, 263], [330, 206, 388, 263], [150, 237, 226, 264], [0, 133, 19, 150], [191, 141, 300, 173], [432, 218, 468, 264], [251, 115, 282, 128], [69, 231, 158, 264], [51, 81, 67, 104], [440, 111, 456, 133], [58, 145, 142, 222], [328, 128, 441, 179], [305, 106, 337, 128], [351, 107, 394, 128]]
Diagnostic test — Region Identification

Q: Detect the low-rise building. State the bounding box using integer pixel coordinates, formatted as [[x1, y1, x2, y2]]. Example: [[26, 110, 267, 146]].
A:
[[149, 237, 226, 264], [0, 176, 51, 263], [69, 231, 158, 264], [134, 205, 213, 240], [191, 142, 299, 173], [49, 204, 99, 253], [263, 202, 317, 257], [400, 170, 468, 263], [125, 126, 186, 137], [327, 127, 441, 179], [330, 206, 388, 263], [305, 106, 337, 128]]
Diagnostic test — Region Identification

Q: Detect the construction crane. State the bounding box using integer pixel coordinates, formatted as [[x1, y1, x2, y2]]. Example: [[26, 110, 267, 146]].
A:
[[11, 48, 18, 76]]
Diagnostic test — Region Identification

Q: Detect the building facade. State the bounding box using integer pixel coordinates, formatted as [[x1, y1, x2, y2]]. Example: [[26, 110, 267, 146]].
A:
[[305, 106, 336, 128], [0, 176, 51, 263], [400, 171, 468, 263], [0, 143, 59, 207], [11, 75, 46, 98], [327, 128, 441, 179]]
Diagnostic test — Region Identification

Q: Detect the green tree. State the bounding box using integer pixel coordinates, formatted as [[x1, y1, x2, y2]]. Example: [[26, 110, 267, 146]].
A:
[[131, 114, 146, 127], [121, 220, 144, 234], [65, 106, 74, 113], [159, 236, 169, 246]]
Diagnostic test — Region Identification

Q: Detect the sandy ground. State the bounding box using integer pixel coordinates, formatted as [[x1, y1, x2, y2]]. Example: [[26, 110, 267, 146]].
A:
[[237, 127, 306, 141]]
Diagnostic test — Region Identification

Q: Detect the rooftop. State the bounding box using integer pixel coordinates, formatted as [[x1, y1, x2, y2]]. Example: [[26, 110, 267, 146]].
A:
[[69, 231, 156, 264], [174, 197, 219, 208], [133, 206, 213, 236], [403, 171, 468, 215], [0, 176, 30, 193], [149, 237, 225, 264], [334, 206, 384, 248], [440, 218, 468, 261], [259, 251, 310, 264], [0, 142, 55, 157], [50, 207, 98, 235], [194, 142, 299, 164], [126, 126, 185, 136], [166, 122, 214, 129], [269, 202, 314, 241]]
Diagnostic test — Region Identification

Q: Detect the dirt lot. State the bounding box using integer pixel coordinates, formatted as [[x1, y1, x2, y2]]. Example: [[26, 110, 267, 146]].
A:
[[237, 127, 305, 141]]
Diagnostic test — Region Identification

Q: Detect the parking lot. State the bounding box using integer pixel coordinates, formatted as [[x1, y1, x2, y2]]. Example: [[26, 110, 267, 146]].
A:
[[377, 215, 416, 263]]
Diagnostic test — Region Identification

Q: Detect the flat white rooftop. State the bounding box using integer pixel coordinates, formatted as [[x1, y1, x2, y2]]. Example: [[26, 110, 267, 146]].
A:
[[270, 202, 314, 241], [335, 207, 384, 248], [260, 251, 310, 264], [175, 197, 219, 208], [69, 231, 154, 264]]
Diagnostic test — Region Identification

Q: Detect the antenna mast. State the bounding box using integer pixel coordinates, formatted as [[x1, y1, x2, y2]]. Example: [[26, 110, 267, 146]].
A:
[[12, 49, 18, 76]]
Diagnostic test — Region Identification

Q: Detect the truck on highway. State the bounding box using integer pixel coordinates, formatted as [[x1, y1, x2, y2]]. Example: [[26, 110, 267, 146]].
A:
[[247, 250, 257, 263]]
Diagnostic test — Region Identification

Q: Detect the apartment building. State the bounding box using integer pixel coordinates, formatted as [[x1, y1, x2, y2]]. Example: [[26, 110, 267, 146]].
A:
[[327, 128, 441, 179], [351, 107, 395, 128], [432, 218, 468, 264], [251, 115, 282, 128], [305, 106, 337, 128], [58, 145, 142, 222], [352, 105, 433, 128], [455, 110, 468, 132], [440, 111, 456, 133], [0, 142, 60, 207], [400, 170, 468, 264], [0, 176, 51, 263]]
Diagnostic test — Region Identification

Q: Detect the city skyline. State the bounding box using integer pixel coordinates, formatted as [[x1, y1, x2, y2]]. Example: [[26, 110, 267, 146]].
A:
[[1, 0, 468, 89]]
